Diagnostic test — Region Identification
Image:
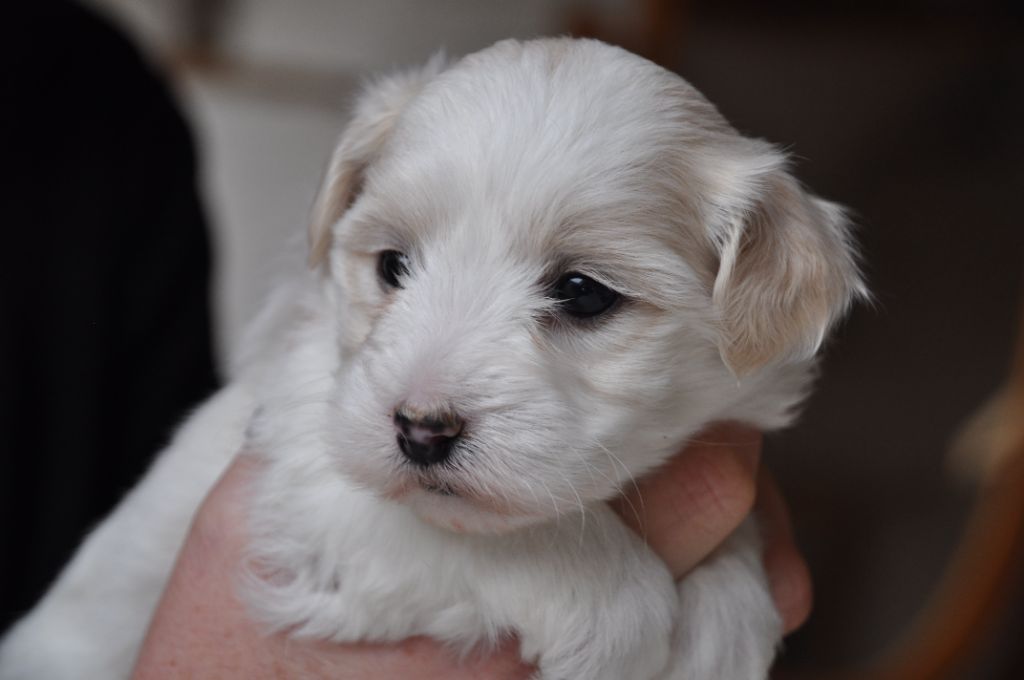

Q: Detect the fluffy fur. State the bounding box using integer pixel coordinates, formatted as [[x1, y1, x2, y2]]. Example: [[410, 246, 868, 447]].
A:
[[0, 38, 864, 679]]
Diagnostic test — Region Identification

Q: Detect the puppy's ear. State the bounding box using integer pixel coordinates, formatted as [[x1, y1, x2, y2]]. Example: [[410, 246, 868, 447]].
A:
[[308, 54, 447, 268], [705, 145, 867, 376]]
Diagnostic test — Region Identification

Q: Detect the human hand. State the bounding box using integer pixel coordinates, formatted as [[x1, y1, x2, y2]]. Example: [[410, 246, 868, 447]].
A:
[[610, 422, 812, 632], [132, 423, 810, 678]]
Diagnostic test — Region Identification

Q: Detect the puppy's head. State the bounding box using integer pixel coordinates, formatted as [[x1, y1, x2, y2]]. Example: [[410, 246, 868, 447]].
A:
[[311, 39, 865, 533]]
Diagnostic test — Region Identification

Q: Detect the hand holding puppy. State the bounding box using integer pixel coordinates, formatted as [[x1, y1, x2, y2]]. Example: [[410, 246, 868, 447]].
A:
[[133, 423, 810, 679]]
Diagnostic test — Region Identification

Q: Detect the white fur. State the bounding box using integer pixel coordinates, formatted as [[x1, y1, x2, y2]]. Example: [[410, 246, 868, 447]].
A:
[[0, 38, 864, 679]]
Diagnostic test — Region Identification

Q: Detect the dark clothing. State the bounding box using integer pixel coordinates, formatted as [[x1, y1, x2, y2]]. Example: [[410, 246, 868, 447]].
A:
[[2, 2, 218, 631]]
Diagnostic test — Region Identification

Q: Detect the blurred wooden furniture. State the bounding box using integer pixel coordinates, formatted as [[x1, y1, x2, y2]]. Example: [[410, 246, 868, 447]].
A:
[[853, 301, 1024, 680], [770, 299, 1024, 680]]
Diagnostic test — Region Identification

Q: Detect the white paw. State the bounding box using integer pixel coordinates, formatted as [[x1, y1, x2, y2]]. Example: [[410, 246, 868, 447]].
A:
[[661, 521, 782, 680], [517, 515, 679, 680]]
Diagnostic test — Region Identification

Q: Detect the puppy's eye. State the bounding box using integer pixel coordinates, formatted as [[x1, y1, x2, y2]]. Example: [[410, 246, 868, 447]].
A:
[[553, 272, 620, 318], [378, 250, 410, 289]]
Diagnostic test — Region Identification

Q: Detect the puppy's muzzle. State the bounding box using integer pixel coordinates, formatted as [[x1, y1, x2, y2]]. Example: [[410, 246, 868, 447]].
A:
[[393, 404, 464, 467]]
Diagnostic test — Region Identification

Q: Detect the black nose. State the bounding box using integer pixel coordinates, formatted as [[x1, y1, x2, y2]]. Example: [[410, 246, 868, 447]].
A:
[[393, 405, 464, 466]]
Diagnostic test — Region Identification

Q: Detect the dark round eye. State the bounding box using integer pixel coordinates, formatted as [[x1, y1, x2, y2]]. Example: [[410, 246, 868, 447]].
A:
[[378, 250, 410, 289], [553, 272, 620, 318]]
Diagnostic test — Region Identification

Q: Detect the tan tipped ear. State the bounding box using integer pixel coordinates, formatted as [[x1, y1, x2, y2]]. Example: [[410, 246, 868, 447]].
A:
[[308, 53, 448, 268], [708, 154, 867, 376]]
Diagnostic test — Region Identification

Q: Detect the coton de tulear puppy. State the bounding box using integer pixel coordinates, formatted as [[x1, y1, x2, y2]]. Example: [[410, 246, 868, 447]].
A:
[[0, 38, 864, 679]]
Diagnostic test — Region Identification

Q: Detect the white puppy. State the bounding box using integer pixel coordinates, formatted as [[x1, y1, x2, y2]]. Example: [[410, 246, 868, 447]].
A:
[[0, 38, 864, 679]]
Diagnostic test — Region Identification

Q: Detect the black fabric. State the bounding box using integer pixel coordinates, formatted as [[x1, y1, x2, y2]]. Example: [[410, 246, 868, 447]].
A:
[[1, 1, 219, 631]]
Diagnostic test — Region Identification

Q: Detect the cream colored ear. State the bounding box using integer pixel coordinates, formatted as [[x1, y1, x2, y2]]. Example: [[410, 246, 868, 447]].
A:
[[708, 153, 867, 376], [308, 54, 448, 268]]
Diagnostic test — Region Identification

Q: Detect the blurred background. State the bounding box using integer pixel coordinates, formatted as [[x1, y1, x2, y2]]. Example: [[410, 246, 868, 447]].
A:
[[4, 1, 1023, 678]]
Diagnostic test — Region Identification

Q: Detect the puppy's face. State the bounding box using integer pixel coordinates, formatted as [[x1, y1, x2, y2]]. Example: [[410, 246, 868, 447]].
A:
[[312, 40, 863, 533]]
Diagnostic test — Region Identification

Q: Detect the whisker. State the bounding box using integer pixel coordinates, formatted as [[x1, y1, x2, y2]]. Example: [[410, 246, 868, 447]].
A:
[[544, 457, 587, 547], [590, 439, 645, 536]]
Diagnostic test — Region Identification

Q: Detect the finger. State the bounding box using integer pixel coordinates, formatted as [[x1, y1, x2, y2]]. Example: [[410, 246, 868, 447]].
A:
[[612, 423, 761, 578], [756, 469, 813, 633], [305, 636, 533, 680], [185, 452, 263, 555]]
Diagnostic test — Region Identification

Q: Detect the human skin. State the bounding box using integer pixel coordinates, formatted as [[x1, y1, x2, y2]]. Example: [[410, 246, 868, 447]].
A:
[[133, 423, 811, 679]]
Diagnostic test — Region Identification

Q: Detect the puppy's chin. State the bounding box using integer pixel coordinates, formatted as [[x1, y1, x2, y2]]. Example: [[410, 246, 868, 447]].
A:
[[372, 481, 544, 532], [397, 487, 545, 534]]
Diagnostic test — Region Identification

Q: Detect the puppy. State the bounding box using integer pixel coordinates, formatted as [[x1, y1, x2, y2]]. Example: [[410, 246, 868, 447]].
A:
[[0, 38, 864, 679]]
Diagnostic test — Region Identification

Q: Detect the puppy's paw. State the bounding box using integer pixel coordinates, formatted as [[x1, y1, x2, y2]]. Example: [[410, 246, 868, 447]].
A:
[[661, 520, 781, 680], [663, 578, 779, 680], [529, 594, 675, 680], [515, 516, 679, 680]]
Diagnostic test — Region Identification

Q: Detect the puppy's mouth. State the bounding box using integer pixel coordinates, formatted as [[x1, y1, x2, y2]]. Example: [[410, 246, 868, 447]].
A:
[[379, 466, 551, 534], [422, 480, 459, 497]]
